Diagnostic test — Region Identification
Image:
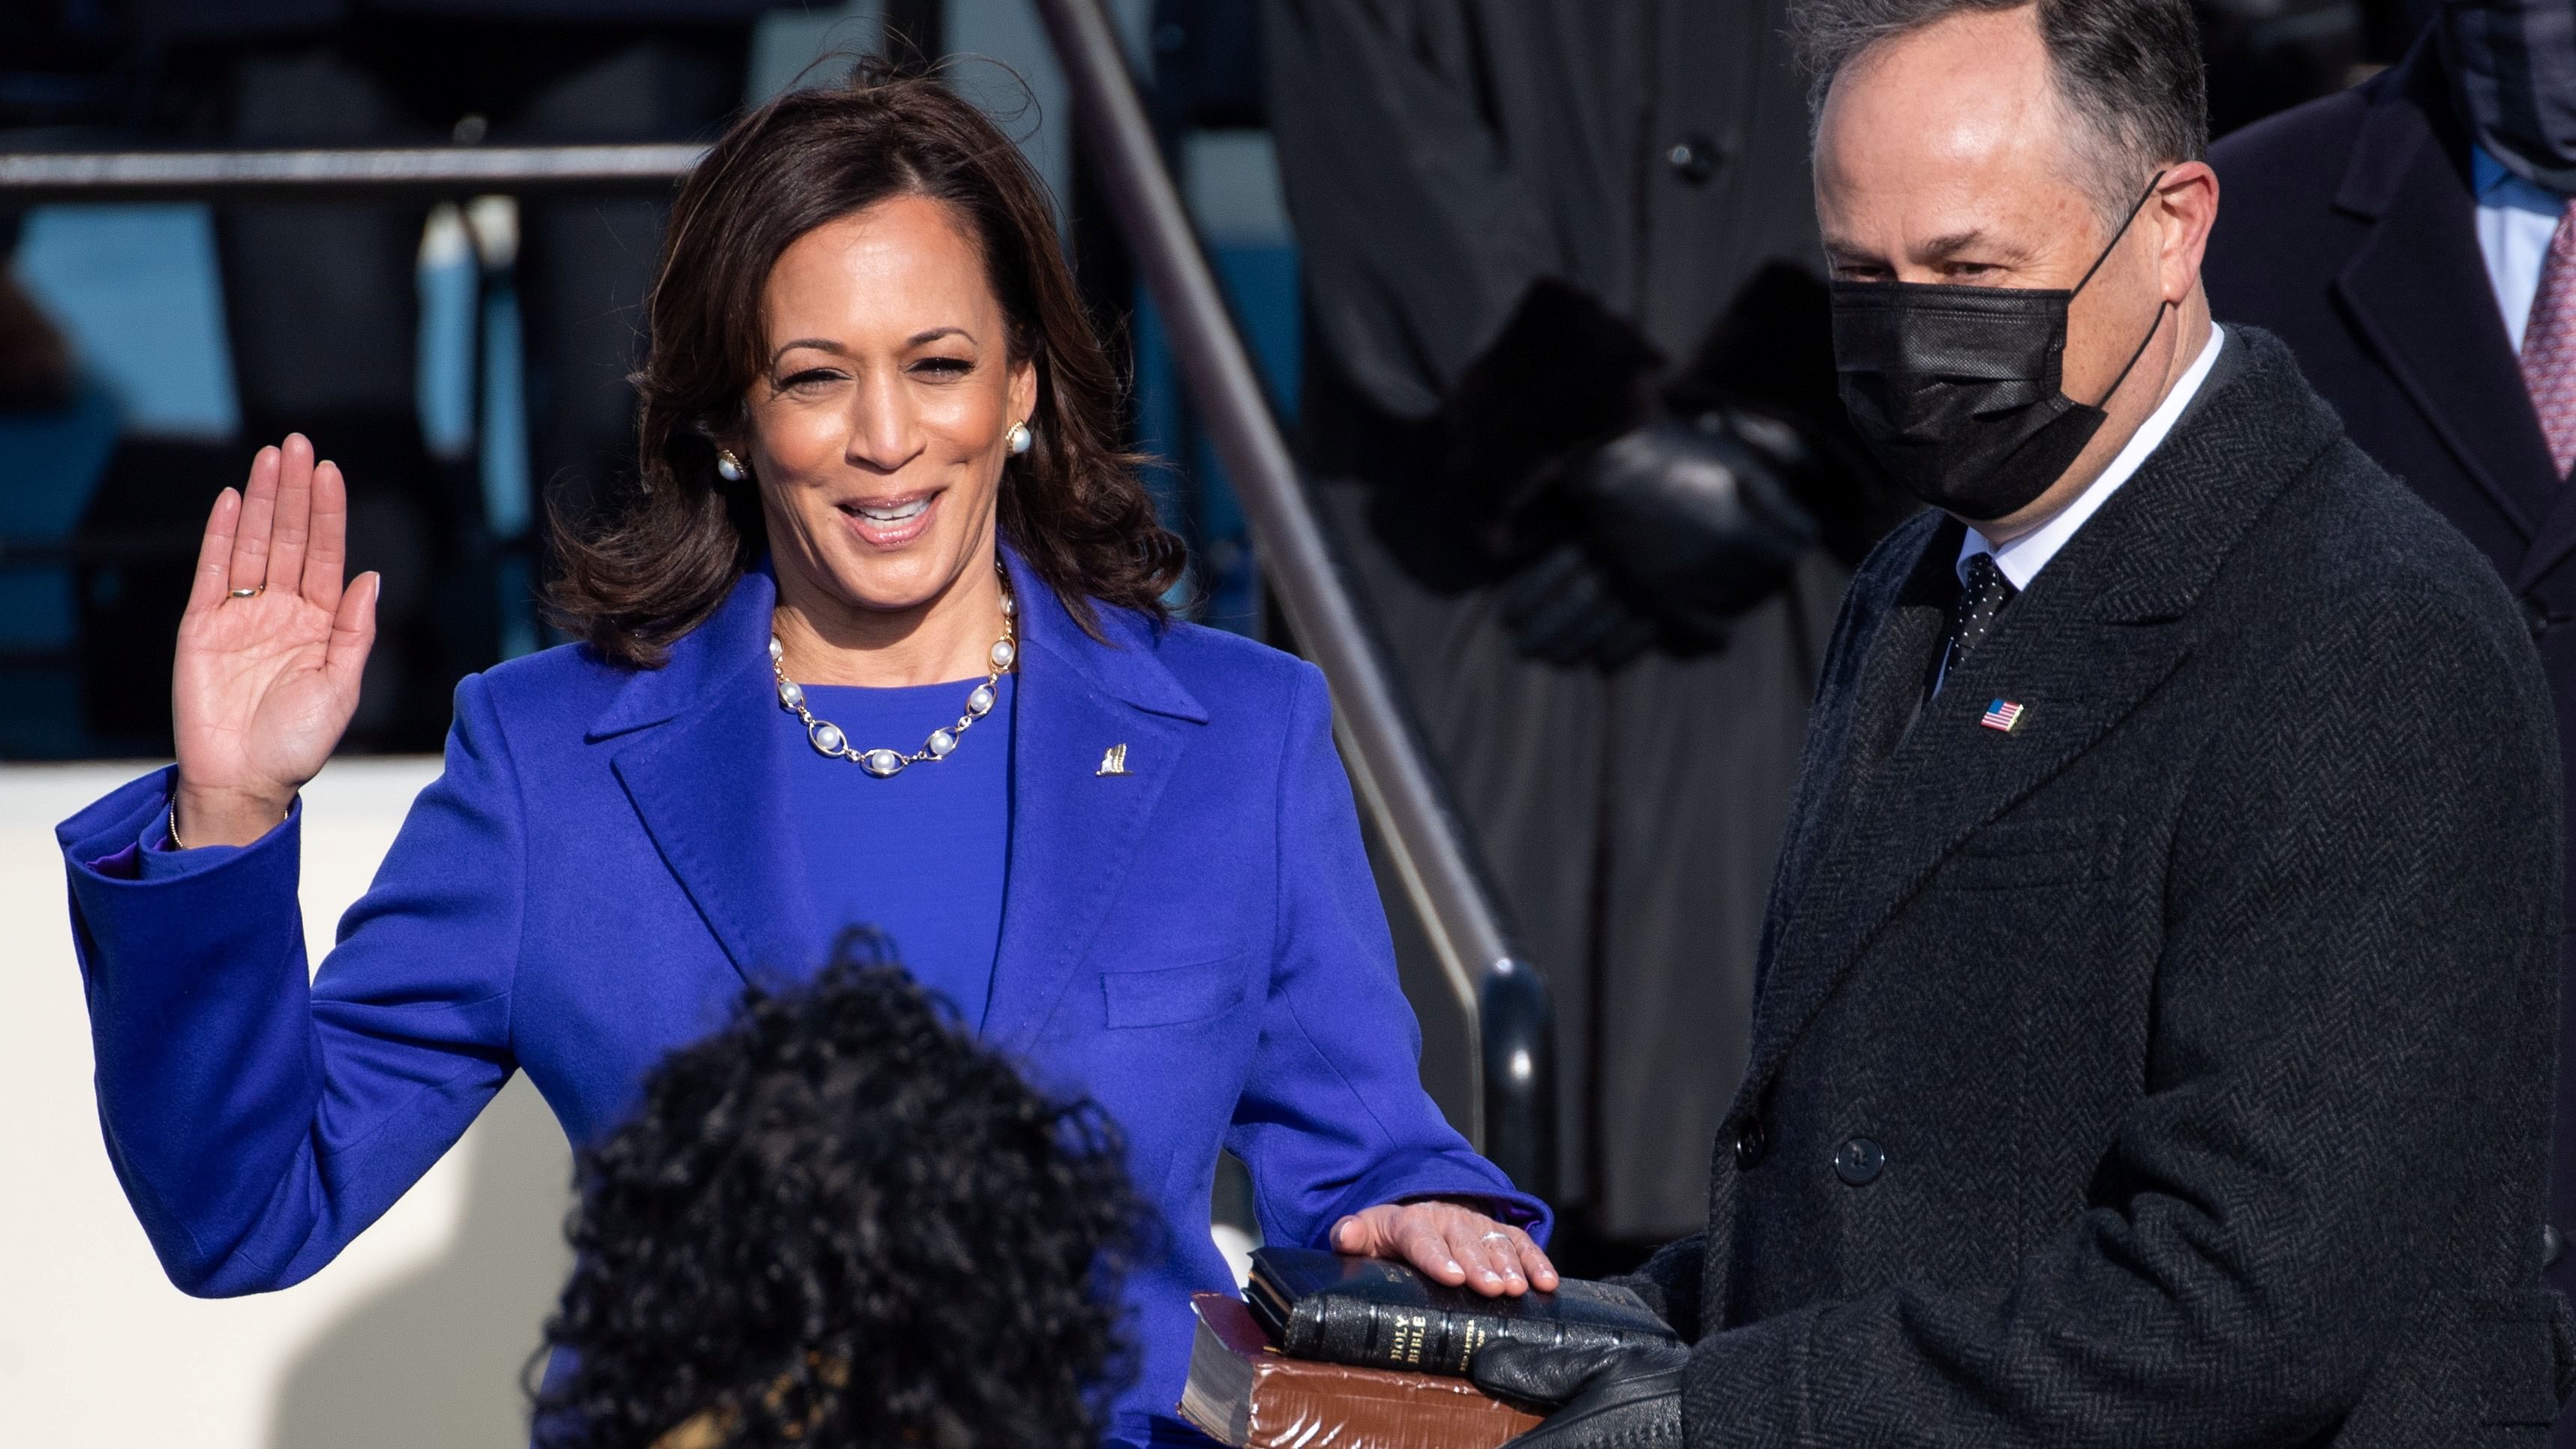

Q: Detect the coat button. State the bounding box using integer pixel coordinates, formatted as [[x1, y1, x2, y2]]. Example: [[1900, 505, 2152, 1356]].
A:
[[2525, 596, 2554, 638], [1833, 1136, 1886, 1186], [2547, 1224, 2565, 1268], [1733, 1118, 1767, 1169], [1666, 134, 1722, 184]]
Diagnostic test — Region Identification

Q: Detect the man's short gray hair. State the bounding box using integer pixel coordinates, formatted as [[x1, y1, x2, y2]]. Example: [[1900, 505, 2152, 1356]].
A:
[[1788, 0, 2209, 234]]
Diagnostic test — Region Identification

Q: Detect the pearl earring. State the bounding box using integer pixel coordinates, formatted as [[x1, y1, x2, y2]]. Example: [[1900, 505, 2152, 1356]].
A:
[[1007, 422, 1033, 457], [715, 449, 747, 482]]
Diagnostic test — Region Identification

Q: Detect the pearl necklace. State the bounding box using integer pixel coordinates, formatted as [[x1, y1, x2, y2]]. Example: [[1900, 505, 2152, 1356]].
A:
[[770, 568, 1018, 778]]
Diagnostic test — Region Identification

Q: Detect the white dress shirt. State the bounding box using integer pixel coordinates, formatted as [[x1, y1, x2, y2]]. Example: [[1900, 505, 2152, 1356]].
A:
[[1956, 322, 2229, 591], [2473, 146, 2569, 356]]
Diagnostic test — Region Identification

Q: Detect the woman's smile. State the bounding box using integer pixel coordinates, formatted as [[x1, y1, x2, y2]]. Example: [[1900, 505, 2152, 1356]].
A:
[[835, 488, 941, 549]]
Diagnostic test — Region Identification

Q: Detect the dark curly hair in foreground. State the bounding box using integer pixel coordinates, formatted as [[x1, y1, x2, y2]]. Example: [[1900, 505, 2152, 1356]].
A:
[[533, 936, 1143, 1449]]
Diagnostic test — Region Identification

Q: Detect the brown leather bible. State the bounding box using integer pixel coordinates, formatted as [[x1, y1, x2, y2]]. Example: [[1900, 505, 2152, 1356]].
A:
[[1177, 1294, 1544, 1449]]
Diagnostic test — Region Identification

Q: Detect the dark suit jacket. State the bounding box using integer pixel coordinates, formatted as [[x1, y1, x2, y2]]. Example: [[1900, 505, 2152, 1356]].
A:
[[2205, 38, 2576, 1337], [1623, 329, 2568, 1443], [2205, 43, 2574, 868]]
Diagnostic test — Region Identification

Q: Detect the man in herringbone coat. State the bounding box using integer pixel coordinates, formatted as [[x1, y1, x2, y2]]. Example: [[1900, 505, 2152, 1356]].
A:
[[1473, 1, 2571, 1443]]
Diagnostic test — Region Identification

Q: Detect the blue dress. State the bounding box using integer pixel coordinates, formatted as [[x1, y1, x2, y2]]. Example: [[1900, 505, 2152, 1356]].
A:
[[778, 675, 1016, 1028]]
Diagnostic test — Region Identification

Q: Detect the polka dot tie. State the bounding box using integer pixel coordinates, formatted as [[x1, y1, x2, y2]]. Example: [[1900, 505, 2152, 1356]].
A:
[[1943, 551, 2019, 686], [2522, 199, 2576, 480]]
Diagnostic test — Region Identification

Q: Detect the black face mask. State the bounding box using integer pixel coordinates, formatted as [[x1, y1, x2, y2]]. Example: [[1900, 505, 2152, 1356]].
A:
[[2442, 0, 2576, 193], [1829, 178, 2172, 523]]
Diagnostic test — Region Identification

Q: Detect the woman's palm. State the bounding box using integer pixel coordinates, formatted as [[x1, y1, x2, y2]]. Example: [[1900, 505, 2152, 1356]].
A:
[[173, 436, 379, 825]]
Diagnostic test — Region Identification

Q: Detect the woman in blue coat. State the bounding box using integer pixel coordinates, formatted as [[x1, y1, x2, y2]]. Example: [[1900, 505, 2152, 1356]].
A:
[[56, 71, 1553, 1444]]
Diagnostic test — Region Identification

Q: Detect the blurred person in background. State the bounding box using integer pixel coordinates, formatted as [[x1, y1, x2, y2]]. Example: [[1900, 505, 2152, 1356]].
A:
[[2205, 8, 2576, 1440], [535, 938, 1142, 1449], [0, 256, 74, 417], [1261, 0, 1909, 1266], [0, 249, 102, 757], [0, 8, 185, 759], [2197, 0, 2440, 136], [128, 0, 765, 749], [54, 70, 1550, 1449]]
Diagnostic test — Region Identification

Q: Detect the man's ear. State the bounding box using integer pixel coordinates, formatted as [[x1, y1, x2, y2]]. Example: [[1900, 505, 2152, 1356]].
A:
[[2155, 161, 2220, 304]]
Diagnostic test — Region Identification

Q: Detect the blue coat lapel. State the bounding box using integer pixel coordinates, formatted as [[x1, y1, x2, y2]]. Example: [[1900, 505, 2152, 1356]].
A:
[[595, 568, 819, 986], [982, 553, 1207, 1053]]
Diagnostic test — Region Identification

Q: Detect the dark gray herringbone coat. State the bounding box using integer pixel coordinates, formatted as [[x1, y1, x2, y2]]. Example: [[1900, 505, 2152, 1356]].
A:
[[1621, 328, 2570, 1444]]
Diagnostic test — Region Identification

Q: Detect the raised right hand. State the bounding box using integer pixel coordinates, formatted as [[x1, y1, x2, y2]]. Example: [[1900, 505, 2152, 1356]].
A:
[[171, 434, 380, 848]]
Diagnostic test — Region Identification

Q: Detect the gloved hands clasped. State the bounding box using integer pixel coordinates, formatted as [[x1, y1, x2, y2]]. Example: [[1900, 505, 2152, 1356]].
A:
[[1502, 407, 1823, 668], [1473, 1334, 1692, 1449], [1440, 278, 1851, 670]]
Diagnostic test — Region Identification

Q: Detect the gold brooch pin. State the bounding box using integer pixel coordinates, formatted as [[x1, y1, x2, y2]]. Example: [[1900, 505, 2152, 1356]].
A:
[[1097, 743, 1130, 776]]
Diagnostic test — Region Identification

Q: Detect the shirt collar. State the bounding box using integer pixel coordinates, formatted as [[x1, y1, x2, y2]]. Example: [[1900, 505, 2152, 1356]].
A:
[[2476, 142, 2510, 197], [1959, 322, 2227, 591], [2474, 144, 2569, 216]]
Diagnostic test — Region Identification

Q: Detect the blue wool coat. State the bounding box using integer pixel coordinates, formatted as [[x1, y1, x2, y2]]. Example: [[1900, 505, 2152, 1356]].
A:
[[57, 555, 1545, 1443]]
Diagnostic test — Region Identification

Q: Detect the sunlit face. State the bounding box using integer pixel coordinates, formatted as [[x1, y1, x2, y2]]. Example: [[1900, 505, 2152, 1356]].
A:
[[1814, 5, 2172, 404], [1814, 7, 2207, 536], [743, 194, 1035, 620]]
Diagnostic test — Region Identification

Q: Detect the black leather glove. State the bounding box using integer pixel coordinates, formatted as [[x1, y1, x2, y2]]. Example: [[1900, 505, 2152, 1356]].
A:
[[1500, 406, 1822, 667], [1442, 274, 1881, 668], [1473, 1336, 1691, 1449], [1578, 410, 1821, 640], [1667, 260, 1918, 571], [1499, 543, 1662, 669]]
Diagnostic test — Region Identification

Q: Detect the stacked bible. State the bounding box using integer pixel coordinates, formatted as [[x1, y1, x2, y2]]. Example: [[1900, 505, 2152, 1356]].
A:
[[1178, 1247, 1677, 1449]]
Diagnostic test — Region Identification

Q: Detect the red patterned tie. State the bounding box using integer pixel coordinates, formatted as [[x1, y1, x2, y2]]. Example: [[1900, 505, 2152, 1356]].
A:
[[2523, 200, 2576, 479]]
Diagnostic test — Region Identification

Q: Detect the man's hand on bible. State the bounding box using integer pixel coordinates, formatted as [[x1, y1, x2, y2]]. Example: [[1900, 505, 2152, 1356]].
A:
[[1473, 1336, 1689, 1449]]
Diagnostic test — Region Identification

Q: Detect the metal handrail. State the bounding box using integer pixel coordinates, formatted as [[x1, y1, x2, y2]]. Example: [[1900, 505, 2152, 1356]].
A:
[[0, 536, 197, 565], [1031, 0, 1556, 1190], [0, 143, 707, 201], [0, 41, 1562, 1190]]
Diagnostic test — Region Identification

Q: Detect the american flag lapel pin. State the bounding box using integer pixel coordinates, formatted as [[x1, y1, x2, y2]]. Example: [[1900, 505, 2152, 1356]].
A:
[[1980, 698, 2028, 734]]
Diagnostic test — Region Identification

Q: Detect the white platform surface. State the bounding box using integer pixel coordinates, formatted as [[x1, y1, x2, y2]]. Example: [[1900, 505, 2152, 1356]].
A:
[[0, 758, 572, 1449]]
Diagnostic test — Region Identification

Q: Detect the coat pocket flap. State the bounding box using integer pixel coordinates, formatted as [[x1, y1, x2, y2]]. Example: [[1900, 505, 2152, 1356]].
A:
[[1101, 956, 1250, 1029], [1935, 818, 2118, 891]]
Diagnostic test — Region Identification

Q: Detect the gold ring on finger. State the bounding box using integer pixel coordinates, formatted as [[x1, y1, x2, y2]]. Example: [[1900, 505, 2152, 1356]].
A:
[[230, 586, 262, 598]]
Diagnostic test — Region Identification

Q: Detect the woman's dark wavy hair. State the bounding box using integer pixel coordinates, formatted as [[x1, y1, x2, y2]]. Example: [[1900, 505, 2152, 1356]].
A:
[[533, 933, 1144, 1449], [548, 62, 1186, 668]]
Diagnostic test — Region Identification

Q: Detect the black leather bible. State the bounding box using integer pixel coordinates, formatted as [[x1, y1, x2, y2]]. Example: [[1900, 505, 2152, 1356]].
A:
[[1244, 1246, 1676, 1378]]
